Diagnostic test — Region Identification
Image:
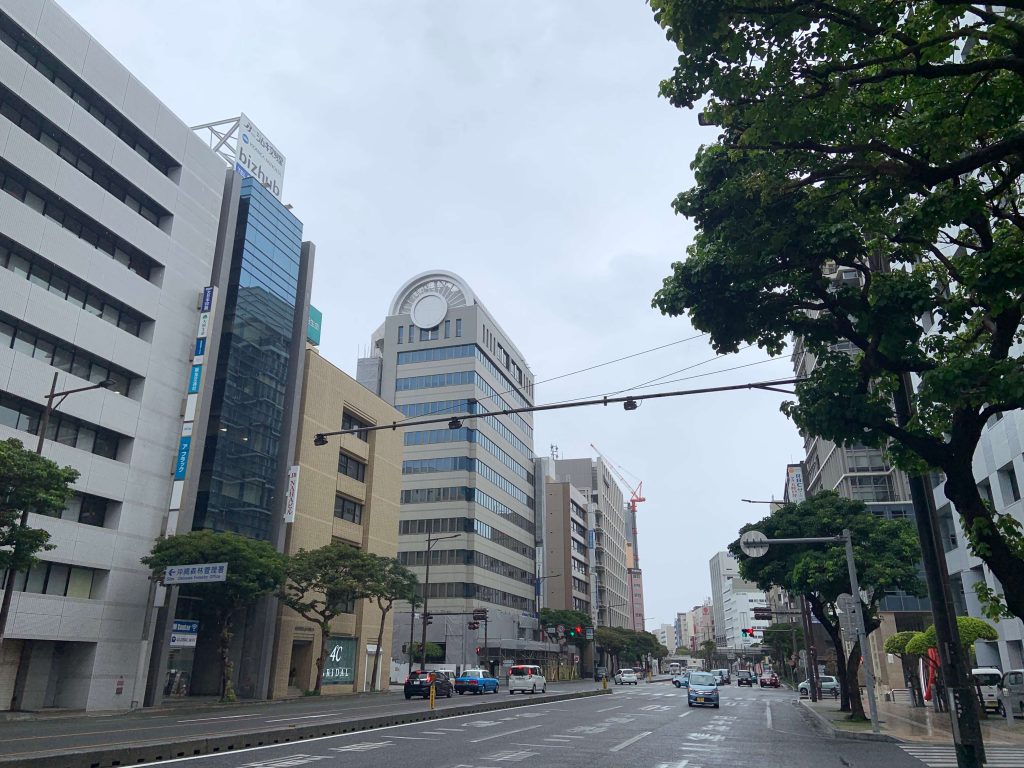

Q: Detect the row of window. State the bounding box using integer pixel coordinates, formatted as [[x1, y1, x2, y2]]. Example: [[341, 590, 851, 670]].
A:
[[473, 344, 531, 411], [2, 560, 100, 599], [338, 451, 367, 482], [572, 576, 588, 594], [570, 500, 587, 522], [573, 597, 590, 613], [397, 318, 464, 344], [397, 343, 476, 365], [397, 548, 535, 586], [571, 558, 588, 576], [472, 486, 536, 535], [333, 494, 363, 524], [0, 237, 148, 337], [0, 82, 168, 227], [401, 455, 532, 509], [571, 539, 587, 556], [398, 515, 535, 560], [403, 428, 533, 488], [0, 391, 124, 459], [414, 580, 533, 611], [480, 414, 534, 461], [472, 373, 532, 436], [37, 492, 112, 528], [395, 399, 533, 461], [399, 483, 535, 534], [0, 314, 136, 396], [0, 13, 177, 176], [571, 519, 586, 538], [395, 370, 532, 437], [341, 410, 371, 441], [0, 158, 157, 281], [482, 324, 532, 395], [475, 430, 534, 486]]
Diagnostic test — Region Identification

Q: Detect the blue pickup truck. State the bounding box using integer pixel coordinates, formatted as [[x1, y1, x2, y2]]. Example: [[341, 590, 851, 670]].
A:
[[454, 668, 499, 694]]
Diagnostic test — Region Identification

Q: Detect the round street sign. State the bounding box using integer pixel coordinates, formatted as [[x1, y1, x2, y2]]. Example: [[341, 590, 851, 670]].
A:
[[556, 624, 565, 634], [739, 530, 770, 558]]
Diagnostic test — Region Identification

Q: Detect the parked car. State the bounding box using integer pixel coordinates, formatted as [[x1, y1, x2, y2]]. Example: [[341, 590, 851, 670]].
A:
[[999, 669, 1024, 717], [594, 665, 608, 682], [508, 664, 546, 694], [403, 669, 453, 699], [736, 670, 754, 687], [454, 668, 499, 695], [687, 670, 720, 708], [759, 672, 780, 688], [615, 668, 639, 685], [672, 673, 689, 689], [798, 675, 840, 697]]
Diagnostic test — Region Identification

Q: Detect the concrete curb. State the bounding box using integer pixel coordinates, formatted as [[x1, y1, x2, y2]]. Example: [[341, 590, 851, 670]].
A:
[[0, 689, 612, 768], [796, 699, 899, 743]]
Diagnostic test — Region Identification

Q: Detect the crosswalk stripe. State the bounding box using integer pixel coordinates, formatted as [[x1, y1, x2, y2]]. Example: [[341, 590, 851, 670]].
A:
[[899, 745, 1024, 767]]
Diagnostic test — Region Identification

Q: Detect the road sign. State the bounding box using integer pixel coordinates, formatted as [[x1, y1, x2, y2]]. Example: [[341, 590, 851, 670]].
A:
[[170, 619, 199, 648], [472, 608, 488, 620], [739, 530, 769, 558], [556, 623, 565, 635], [163, 562, 227, 585], [585, 627, 594, 640], [546, 625, 557, 636]]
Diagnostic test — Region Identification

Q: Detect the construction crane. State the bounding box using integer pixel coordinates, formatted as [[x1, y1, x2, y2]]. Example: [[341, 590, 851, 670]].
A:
[[590, 443, 646, 515]]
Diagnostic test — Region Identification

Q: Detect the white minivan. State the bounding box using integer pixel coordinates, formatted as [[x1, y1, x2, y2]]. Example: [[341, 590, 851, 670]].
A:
[[508, 664, 546, 694], [971, 667, 1002, 713]]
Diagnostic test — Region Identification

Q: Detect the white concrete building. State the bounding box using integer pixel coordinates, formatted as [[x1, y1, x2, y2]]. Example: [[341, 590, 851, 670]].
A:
[[709, 551, 769, 648], [0, 0, 226, 710]]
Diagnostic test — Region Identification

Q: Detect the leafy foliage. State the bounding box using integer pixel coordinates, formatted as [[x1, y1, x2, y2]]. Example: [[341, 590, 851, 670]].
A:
[[539, 608, 593, 645], [0, 438, 78, 575], [649, 0, 1024, 620], [362, 554, 418, 691], [142, 530, 287, 701], [905, 617, 998, 661]]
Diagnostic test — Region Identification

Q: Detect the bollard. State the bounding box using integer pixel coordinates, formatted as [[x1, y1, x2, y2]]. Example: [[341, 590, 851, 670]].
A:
[[602, 674, 608, 691], [429, 682, 436, 711]]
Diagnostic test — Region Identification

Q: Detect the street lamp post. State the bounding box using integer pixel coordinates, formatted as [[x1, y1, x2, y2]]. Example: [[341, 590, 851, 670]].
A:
[[0, 372, 114, 656], [420, 531, 460, 671]]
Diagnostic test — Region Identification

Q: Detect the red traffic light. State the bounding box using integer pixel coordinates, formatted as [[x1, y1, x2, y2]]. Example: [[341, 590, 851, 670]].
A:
[[575, 625, 583, 635]]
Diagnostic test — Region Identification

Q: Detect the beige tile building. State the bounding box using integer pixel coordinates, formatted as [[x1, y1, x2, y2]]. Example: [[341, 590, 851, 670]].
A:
[[269, 346, 403, 697]]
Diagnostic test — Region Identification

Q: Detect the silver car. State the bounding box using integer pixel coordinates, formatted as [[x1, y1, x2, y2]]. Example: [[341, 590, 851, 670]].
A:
[[799, 675, 840, 697]]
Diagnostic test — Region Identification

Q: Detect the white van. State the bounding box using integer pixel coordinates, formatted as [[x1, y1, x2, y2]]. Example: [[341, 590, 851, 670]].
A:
[[971, 667, 1002, 713], [1001, 669, 1024, 717], [508, 664, 546, 694]]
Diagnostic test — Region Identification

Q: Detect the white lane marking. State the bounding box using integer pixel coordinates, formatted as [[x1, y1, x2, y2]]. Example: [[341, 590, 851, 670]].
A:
[[470, 724, 542, 743], [178, 714, 261, 723], [264, 713, 338, 724], [597, 705, 622, 712], [610, 731, 652, 752], [513, 744, 570, 748], [766, 702, 772, 730], [391, 736, 439, 740], [676, 744, 713, 751], [678, 711, 692, 718]]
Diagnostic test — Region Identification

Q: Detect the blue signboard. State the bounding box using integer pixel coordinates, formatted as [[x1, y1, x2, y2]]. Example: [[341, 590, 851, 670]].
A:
[[201, 286, 214, 312], [194, 337, 207, 357], [307, 305, 322, 346], [187, 364, 203, 394], [174, 436, 192, 480]]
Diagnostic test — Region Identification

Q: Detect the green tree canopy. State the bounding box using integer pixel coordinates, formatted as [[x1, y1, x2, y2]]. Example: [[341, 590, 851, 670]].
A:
[[0, 437, 78, 575], [905, 617, 998, 661], [649, 1, 1024, 620], [362, 553, 418, 691], [883, 631, 919, 657], [142, 530, 287, 701], [281, 541, 373, 694], [729, 492, 923, 719]]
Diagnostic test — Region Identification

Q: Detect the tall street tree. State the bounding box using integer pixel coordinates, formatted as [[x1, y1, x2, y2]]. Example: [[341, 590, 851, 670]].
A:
[[649, 2, 1024, 620], [729, 492, 923, 720], [280, 541, 372, 694], [362, 553, 418, 692], [142, 530, 287, 701]]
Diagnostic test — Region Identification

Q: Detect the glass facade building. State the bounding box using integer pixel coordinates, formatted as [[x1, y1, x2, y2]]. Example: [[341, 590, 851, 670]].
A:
[[192, 177, 303, 541]]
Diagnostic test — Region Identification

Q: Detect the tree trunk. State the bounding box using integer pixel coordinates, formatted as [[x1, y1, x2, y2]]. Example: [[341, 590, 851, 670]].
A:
[[219, 616, 235, 702], [370, 598, 390, 692], [807, 596, 849, 711], [944, 461, 1024, 620], [314, 623, 329, 694], [844, 639, 867, 721]]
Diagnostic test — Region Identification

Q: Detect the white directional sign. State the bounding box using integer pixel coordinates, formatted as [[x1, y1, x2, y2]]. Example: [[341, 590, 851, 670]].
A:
[[163, 562, 228, 585], [739, 530, 769, 558]]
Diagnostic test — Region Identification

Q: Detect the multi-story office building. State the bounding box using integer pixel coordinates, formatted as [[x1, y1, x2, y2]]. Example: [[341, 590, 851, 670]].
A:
[[709, 551, 769, 649], [356, 271, 540, 671], [536, 460, 592, 617], [551, 457, 629, 628], [270, 347, 403, 696], [654, 623, 676, 653], [0, 0, 228, 710], [932, 410, 1024, 672]]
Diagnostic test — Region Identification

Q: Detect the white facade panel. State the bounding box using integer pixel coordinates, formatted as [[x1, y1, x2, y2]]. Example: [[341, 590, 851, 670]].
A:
[[4, 116, 61, 186], [79, 37, 129, 110], [1, 0, 43, 34], [120, 75, 161, 137], [0, 43, 28, 104], [34, 2, 90, 73]]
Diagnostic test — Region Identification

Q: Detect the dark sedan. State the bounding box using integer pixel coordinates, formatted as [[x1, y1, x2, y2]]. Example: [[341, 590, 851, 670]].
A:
[[403, 670, 453, 699]]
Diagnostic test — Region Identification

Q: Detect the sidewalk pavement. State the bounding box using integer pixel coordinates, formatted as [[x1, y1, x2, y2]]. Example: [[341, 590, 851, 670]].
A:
[[801, 693, 1024, 745]]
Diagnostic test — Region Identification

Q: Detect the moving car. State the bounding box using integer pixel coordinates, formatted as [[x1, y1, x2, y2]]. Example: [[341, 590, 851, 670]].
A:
[[508, 664, 546, 694], [672, 673, 689, 689], [403, 669, 453, 699], [711, 668, 731, 685], [594, 665, 608, 682], [971, 667, 1001, 713], [736, 670, 754, 687], [615, 668, 639, 685], [687, 670, 720, 708], [799, 675, 840, 697], [759, 671, 780, 688], [454, 668, 499, 694], [999, 669, 1024, 717]]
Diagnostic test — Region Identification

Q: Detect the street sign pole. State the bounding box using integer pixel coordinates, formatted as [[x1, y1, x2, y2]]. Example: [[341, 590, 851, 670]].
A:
[[842, 529, 880, 735]]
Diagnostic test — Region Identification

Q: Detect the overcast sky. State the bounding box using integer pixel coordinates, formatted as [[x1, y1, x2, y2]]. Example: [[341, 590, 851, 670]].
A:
[[62, 0, 804, 632]]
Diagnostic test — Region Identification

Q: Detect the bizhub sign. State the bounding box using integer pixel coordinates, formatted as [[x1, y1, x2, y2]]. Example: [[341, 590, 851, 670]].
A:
[[234, 112, 286, 199]]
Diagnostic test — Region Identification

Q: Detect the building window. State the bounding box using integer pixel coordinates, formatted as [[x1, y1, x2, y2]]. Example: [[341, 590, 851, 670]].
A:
[[398, 325, 404, 344], [0, 158, 158, 282], [37, 492, 112, 527], [2, 561, 99, 599], [998, 463, 1021, 504], [444, 320, 450, 338], [0, 391, 124, 459], [455, 318, 462, 337], [341, 410, 371, 442], [338, 451, 366, 482], [0, 12, 177, 177], [333, 494, 364, 524], [0, 83, 170, 226]]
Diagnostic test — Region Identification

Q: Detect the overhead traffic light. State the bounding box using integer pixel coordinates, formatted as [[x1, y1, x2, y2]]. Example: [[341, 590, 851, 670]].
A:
[[741, 628, 756, 637], [753, 607, 773, 621], [424, 613, 433, 626]]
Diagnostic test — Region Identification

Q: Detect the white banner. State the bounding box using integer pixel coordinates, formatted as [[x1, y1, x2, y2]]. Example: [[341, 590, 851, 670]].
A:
[[284, 465, 300, 523]]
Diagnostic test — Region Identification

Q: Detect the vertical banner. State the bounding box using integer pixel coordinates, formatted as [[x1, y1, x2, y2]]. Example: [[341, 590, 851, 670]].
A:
[[283, 465, 300, 523]]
